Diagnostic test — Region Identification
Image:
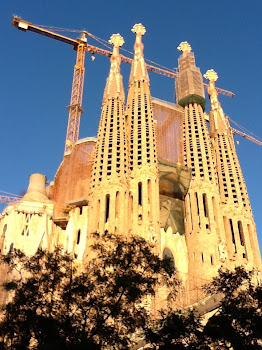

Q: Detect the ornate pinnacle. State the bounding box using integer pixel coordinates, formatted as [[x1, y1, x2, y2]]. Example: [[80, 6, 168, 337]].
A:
[[103, 33, 125, 102], [177, 41, 192, 54], [204, 69, 228, 133], [204, 69, 218, 82], [108, 33, 124, 48], [131, 23, 146, 36]]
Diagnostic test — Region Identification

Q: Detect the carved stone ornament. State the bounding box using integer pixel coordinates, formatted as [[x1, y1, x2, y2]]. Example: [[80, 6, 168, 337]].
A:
[[203, 69, 218, 82], [108, 33, 124, 48], [131, 23, 146, 36], [177, 41, 192, 54]]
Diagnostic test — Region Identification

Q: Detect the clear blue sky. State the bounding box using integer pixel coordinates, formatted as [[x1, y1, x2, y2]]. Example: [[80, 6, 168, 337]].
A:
[[1, 0, 262, 252]]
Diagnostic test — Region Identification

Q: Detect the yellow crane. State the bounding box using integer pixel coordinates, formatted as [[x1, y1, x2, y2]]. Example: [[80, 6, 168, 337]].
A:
[[12, 16, 235, 157], [1, 16, 261, 206]]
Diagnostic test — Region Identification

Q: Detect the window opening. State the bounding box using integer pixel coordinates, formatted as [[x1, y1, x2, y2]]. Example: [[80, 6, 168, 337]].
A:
[[237, 221, 245, 246], [115, 191, 120, 219], [105, 195, 110, 223], [77, 230, 81, 245], [138, 182, 142, 206], [162, 248, 175, 276], [229, 219, 237, 253], [203, 194, 208, 218]]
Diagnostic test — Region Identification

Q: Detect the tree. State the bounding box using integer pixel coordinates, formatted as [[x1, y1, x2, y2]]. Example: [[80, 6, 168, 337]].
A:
[[145, 308, 204, 350], [203, 266, 262, 350], [0, 233, 179, 350], [145, 266, 262, 350]]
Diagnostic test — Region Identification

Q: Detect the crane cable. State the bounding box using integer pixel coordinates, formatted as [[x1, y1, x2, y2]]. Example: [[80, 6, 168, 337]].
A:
[[35, 24, 178, 74], [0, 190, 22, 198], [229, 117, 262, 143]]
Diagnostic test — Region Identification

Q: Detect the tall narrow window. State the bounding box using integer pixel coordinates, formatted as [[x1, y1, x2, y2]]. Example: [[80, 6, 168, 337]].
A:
[[115, 191, 120, 219], [195, 193, 200, 216], [203, 194, 208, 218], [195, 192, 201, 227], [237, 221, 245, 246], [210, 255, 214, 265], [105, 195, 110, 223], [229, 218, 237, 253], [138, 182, 142, 205], [238, 221, 247, 259], [76, 230, 81, 244]]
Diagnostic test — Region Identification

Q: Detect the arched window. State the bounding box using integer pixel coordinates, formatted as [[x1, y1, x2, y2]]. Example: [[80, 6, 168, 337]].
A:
[[162, 248, 175, 276]]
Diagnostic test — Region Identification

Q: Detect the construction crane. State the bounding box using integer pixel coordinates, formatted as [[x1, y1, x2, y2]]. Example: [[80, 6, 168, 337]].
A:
[[231, 129, 262, 146], [12, 16, 236, 157], [0, 191, 22, 205], [203, 113, 262, 147]]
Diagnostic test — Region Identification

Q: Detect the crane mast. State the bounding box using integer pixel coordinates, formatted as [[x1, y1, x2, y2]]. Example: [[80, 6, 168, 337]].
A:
[[64, 35, 86, 155]]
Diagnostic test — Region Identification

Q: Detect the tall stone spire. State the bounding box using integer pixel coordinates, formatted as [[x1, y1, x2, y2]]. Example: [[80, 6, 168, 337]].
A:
[[204, 69, 261, 267], [89, 34, 128, 235], [204, 69, 250, 208], [126, 24, 159, 242], [177, 44, 225, 298]]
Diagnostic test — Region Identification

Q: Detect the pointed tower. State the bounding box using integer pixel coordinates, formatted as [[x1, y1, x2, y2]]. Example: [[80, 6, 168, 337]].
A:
[[176, 43, 225, 295], [89, 34, 128, 235], [126, 24, 159, 242], [204, 69, 261, 267]]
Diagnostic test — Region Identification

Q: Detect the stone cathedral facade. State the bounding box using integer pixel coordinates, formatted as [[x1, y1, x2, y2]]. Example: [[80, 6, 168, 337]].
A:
[[0, 24, 261, 307]]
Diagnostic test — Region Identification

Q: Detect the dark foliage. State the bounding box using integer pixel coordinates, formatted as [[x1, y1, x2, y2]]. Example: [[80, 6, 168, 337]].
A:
[[203, 266, 262, 350], [145, 266, 262, 350], [1, 236, 261, 350], [0, 233, 179, 349], [145, 308, 205, 349]]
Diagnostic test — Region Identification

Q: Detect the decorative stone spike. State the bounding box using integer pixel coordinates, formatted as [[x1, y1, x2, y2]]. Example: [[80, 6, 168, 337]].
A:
[[103, 33, 125, 103], [129, 23, 149, 83]]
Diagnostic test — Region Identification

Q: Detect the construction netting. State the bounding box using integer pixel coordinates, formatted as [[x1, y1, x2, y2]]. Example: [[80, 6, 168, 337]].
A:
[[52, 138, 96, 220], [152, 98, 183, 164]]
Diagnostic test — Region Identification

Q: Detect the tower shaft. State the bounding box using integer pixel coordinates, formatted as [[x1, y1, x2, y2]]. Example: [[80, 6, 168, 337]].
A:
[[205, 70, 261, 267], [176, 45, 225, 295], [126, 24, 159, 241], [89, 34, 128, 235]]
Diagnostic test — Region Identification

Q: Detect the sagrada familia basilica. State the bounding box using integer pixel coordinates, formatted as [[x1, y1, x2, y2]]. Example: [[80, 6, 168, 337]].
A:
[[0, 23, 261, 308]]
